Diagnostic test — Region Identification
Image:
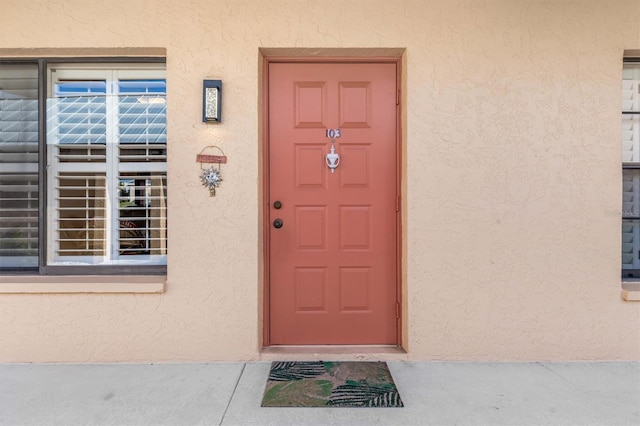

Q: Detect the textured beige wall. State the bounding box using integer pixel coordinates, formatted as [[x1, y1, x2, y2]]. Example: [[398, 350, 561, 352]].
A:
[[1, 0, 639, 362]]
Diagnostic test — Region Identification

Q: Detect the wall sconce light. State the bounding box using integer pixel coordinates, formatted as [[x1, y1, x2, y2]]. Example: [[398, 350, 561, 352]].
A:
[[203, 80, 222, 122]]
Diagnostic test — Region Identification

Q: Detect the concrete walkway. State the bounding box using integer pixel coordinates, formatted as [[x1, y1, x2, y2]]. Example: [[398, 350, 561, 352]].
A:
[[1, 362, 638, 425]]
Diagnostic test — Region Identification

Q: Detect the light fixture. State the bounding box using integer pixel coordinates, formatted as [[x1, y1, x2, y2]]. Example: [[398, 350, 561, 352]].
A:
[[203, 79, 222, 122]]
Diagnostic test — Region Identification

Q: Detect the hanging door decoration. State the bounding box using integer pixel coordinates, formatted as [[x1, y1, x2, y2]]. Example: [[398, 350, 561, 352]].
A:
[[197, 145, 227, 196]]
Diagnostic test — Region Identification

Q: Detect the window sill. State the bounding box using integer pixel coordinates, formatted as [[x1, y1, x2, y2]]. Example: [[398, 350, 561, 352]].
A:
[[622, 281, 640, 301], [0, 275, 165, 294]]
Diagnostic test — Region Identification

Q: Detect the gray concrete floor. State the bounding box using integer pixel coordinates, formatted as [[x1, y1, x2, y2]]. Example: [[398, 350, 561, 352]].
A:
[[1, 361, 638, 425]]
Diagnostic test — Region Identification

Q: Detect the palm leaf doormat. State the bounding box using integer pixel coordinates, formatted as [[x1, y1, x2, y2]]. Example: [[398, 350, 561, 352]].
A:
[[261, 361, 404, 407]]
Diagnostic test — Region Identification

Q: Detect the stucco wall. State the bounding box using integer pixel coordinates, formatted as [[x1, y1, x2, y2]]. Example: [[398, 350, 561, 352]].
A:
[[0, 0, 639, 362]]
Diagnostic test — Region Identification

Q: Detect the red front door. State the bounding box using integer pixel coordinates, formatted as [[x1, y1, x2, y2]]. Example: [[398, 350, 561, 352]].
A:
[[267, 62, 398, 345]]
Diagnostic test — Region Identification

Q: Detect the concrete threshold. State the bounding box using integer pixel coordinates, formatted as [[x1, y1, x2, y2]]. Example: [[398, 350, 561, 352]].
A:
[[260, 345, 408, 361]]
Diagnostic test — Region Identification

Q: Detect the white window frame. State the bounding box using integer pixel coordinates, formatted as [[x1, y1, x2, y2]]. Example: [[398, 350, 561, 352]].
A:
[[45, 64, 167, 269]]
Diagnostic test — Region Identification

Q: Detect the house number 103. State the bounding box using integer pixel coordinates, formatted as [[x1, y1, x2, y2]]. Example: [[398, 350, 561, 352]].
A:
[[325, 129, 341, 138]]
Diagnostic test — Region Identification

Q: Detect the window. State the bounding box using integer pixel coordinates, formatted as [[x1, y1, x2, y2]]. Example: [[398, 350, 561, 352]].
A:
[[622, 60, 640, 278], [0, 60, 167, 275], [0, 63, 39, 269]]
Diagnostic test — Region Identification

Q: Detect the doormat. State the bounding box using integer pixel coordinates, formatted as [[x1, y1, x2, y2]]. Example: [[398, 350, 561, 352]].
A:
[[261, 361, 403, 407]]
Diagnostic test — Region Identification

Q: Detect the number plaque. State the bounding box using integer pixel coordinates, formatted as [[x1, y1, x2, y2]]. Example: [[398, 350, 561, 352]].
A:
[[325, 128, 342, 138]]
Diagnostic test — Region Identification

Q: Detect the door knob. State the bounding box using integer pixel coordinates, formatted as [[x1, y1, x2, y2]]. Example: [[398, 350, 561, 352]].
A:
[[273, 201, 282, 209], [273, 218, 284, 229]]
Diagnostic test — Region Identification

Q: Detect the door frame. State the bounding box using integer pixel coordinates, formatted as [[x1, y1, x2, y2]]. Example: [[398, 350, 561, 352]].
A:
[[261, 54, 403, 348]]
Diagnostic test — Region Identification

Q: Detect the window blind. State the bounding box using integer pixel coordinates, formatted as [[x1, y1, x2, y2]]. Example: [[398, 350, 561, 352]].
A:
[[118, 79, 167, 163], [0, 63, 39, 268], [55, 172, 106, 259], [622, 64, 640, 274]]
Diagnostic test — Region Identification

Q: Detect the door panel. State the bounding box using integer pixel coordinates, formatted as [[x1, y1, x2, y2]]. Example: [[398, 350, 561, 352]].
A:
[[268, 62, 398, 345]]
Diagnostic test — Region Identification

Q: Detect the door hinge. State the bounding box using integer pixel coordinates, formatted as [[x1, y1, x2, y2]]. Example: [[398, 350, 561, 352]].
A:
[[396, 302, 400, 319], [396, 196, 400, 212], [396, 88, 400, 105]]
